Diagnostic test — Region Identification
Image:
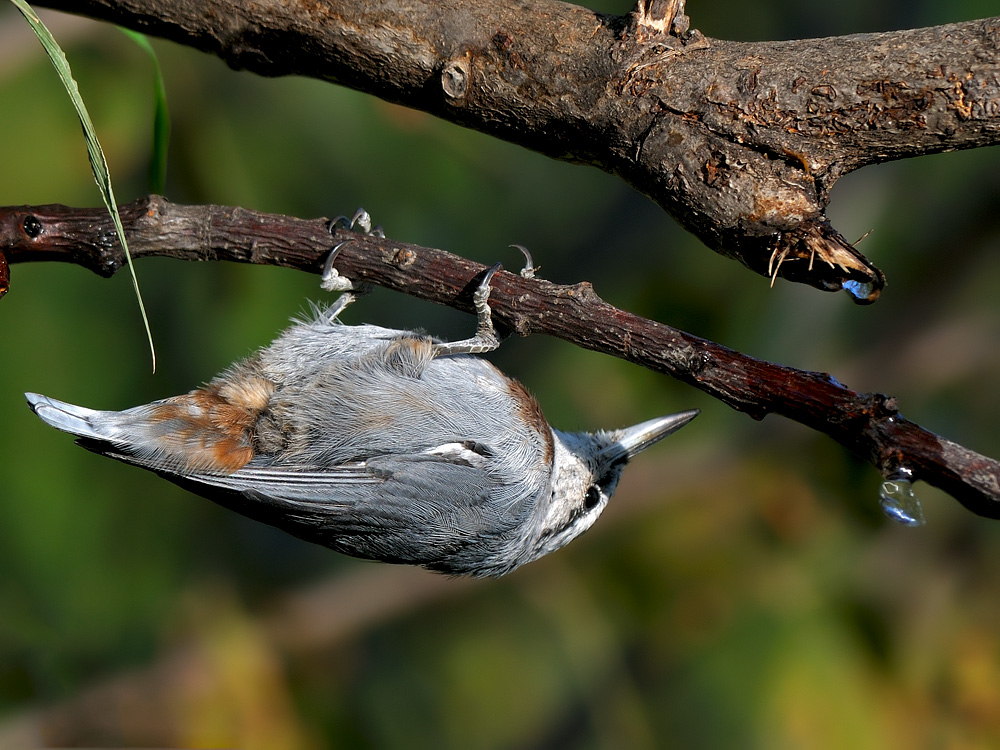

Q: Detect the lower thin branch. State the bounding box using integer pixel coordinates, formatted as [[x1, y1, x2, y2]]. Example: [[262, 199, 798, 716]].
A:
[[3, 195, 999, 517]]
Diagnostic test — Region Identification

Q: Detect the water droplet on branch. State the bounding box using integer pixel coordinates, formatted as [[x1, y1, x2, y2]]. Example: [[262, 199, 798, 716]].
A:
[[842, 279, 874, 302], [878, 473, 925, 527]]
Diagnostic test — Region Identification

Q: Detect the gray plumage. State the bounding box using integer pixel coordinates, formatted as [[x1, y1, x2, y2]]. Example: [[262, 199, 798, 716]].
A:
[[26, 271, 697, 576]]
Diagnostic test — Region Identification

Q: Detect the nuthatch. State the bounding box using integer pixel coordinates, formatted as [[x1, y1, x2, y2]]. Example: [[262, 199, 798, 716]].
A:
[[26, 214, 698, 577]]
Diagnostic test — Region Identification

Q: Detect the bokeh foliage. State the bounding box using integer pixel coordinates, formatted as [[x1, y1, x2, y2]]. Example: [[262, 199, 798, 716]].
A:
[[2, 1, 1000, 747]]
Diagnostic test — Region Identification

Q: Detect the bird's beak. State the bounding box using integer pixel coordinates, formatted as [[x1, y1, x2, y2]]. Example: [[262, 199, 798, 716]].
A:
[[601, 410, 700, 463]]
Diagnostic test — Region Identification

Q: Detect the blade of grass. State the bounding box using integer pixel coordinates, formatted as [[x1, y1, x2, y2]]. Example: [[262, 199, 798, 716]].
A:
[[118, 28, 169, 194], [10, 0, 156, 371]]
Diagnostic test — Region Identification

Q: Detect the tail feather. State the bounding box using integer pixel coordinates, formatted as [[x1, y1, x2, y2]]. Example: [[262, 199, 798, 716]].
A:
[[25, 392, 121, 442], [26, 390, 257, 475]]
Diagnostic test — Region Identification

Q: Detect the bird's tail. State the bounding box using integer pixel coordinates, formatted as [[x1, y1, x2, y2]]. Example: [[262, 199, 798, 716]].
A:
[[26, 390, 257, 475], [25, 392, 125, 442]]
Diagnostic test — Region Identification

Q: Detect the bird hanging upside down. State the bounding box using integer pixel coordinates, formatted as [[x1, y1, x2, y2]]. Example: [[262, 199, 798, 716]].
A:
[[26, 213, 698, 576]]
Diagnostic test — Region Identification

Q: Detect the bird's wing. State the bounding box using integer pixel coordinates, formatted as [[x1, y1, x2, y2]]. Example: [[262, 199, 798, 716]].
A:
[[163, 452, 519, 571]]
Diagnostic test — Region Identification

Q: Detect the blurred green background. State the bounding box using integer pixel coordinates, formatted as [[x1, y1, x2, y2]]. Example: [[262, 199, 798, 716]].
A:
[[3, 2, 1000, 747]]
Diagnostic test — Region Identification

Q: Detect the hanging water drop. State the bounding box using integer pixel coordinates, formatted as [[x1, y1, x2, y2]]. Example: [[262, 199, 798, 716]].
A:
[[842, 279, 875, 303], [878, 474, 925, 527]]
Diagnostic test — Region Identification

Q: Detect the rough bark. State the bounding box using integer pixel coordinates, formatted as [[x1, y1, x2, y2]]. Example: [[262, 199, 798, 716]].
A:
[[28, 0, 1000, 302]]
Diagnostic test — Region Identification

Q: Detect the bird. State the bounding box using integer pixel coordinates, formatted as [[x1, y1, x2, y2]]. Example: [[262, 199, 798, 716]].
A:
[[26, 213, 698, 576]]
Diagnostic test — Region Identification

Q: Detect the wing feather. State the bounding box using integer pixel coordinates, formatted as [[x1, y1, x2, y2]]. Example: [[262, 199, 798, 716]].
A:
[[160, 453, 524, 573]]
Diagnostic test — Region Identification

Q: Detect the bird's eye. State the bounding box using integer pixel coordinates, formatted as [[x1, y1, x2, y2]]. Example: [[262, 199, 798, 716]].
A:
[[584, 485, 601, 510]]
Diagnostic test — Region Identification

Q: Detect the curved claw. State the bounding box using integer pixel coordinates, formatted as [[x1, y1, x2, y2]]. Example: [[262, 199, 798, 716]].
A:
[[479, 262, 502, 295], [510, 244, 538, 279], [321, 241, 350, 291], [349, 208, 372, 234], [320, 240, 374, 297], [328, 208, 384, 238]]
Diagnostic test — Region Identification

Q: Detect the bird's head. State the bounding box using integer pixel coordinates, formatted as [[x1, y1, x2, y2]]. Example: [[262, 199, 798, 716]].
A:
[[527, 409, 700, 562]]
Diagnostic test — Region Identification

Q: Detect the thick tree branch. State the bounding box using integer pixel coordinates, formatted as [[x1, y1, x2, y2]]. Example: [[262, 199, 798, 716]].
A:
[[31, 0, 1000, 302], [4, 196, 999, 517]]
